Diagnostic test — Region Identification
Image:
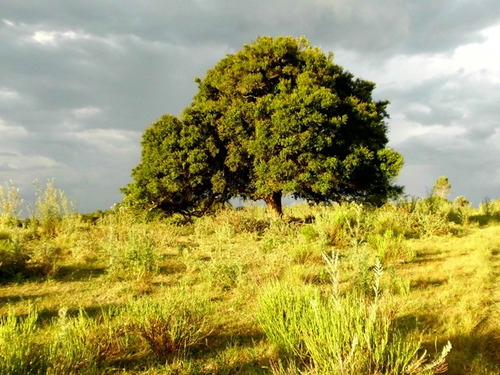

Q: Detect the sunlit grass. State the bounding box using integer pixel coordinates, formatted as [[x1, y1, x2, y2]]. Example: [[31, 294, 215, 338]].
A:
[[1, 194, 499, 373]]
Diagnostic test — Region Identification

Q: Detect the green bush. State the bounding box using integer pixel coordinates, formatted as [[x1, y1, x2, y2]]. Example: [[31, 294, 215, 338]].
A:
[[367, 230, 415, 263], [258, 260, 452, 374], [311, 203, 372, 248], [124, 288, 212, 361], [105, 226, 161, 281], [203, 254, 244, 290], [30, 180, 73, 238], [0, 231, 68, 283], [0, 181, 23, 228]]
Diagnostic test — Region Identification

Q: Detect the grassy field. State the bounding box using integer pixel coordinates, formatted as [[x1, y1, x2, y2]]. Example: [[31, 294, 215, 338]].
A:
[[0, 185, 499, 374]]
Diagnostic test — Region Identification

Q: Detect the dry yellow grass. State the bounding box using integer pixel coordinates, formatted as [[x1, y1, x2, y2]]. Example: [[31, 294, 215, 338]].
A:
[[1, 201, 500, 373], [394, 226, 500, 374]]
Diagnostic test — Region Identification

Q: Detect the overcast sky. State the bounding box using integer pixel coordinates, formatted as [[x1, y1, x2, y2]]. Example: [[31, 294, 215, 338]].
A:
[[1, 0, 499, 213]]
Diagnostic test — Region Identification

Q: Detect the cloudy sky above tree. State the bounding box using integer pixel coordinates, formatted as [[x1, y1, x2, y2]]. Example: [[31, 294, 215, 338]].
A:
[[1, 0, 499, 212]]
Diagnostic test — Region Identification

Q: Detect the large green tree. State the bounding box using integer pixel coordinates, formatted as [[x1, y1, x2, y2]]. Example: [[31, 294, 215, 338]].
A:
[[124, 36, 403, 216], [122, 114, 231, 216]]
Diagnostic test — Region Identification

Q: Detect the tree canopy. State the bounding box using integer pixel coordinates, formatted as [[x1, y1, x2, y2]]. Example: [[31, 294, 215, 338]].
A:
[[433, 176, 451, 199], [123, 36, 403, 216]]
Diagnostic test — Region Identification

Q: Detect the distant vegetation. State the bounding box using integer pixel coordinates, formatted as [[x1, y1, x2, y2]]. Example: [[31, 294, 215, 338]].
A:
[[1, 180, 499, 374]]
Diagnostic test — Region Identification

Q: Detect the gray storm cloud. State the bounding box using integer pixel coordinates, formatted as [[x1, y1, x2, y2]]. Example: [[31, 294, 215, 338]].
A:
[[1, 0, 499, 212]]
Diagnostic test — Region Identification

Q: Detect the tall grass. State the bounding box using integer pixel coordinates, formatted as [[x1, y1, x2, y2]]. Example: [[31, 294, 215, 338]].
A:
[[47, 308, 124, 374], [124, 288, 212, 361], [0, 308, 44, 375], [30, 180, 74, 238], [258, 258, 452, 374], [105, 226, 161, 281], [101, 207, 162, 281], [0, 181, 22, 228]]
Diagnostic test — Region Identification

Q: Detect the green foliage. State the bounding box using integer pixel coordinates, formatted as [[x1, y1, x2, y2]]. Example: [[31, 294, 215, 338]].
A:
[[0, 230, 63, 283], [0, 308, 44, 375], [126, 36, 403, 216], [258, 260, 452, 374], [123, 115, 229, 217], [203, 253, 245, 290], [47, 308, 124, 374], [432, 176, 451, 199], [104, 224, 161, 281], [124, 290, 212, 361], [368, 230, 415, 263], [0, 232, 29, 283], [0, 181, 23, 228], [31, 180, 75, 238]]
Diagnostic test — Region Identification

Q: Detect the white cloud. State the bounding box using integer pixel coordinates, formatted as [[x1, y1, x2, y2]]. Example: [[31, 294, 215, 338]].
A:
[[2, 19, 15, 27], [71, 128, 140, 155], [0, 153, 58, 171], [453, 24, 500, 82], [388, 112, 467, 145], [0, 117, 29, 137], [71, 106, 102, 119], [335, 22, 500, 94], [0, 87, 22, 101], [31, 30, 88, 46]]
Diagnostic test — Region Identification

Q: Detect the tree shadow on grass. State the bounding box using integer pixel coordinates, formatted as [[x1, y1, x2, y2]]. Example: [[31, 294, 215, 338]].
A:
[[410, 277, 447, 289], [106, 329, 273, 373], [424, 332, 500, 375], [410, 249, 447, 265], [0, 292, 51, 307], [395, 311, 500, 375], [54, 264, 106, 281], [394, 312, 440, 334], [188, 330, 273, 374], [37, 302, 124, 324]]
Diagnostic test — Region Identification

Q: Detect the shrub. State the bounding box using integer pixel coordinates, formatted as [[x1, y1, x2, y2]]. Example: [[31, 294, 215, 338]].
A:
[[203, 254, 244, 290], [367, 230, 415, 263], [0, 233, 29, 283], [312, 203, 372, 248], [396, 198, 452, 237], [0, 181, 23, 228], [105, 225, 161, 281], [0, 231, 66, 283], [30, 180, 74, 238], [124, 289, 212, 361], [258, 259, 452, 374]]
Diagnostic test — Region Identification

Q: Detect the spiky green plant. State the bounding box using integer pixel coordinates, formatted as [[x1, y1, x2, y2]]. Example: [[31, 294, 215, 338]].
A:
[[0, 308, 44, 375], [258, 259, 452, 374]]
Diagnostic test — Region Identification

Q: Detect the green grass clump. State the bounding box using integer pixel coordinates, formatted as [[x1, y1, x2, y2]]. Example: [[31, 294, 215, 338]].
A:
[[46, 308, 125, 374], [124, 288, 212, 362], [258, 259, 452, 374], [105, 226, 161, 281], [0, 233, 29, 283], [0, 308, 44, 375]]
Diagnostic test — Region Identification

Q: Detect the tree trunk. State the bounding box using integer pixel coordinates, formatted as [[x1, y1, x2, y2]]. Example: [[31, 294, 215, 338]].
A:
[[264, 192, 283, 217]]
